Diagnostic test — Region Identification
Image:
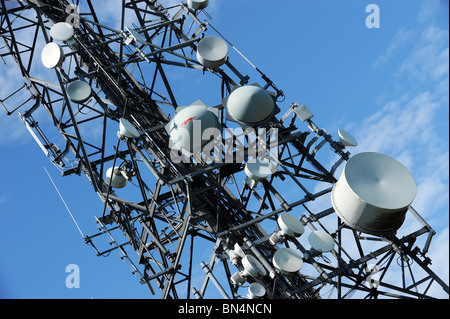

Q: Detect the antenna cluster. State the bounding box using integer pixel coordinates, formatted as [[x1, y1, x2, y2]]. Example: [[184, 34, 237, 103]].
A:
[[1, 0, 448, 299]]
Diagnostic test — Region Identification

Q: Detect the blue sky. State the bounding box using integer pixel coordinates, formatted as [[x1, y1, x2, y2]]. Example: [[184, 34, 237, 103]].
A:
[[0, 0, 448, 299]]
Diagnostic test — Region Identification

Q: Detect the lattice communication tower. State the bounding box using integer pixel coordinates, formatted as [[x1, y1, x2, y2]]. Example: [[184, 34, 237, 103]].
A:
[[1, 0, 448, 299]]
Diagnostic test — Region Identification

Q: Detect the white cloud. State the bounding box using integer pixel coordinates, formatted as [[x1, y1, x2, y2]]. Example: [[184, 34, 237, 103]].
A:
[[355, 91, 442, 160], [397, 26, 449, 83], [372, 27, 415, 69]]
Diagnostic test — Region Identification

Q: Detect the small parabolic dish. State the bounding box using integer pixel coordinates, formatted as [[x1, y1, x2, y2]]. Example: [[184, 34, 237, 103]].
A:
[[245, 157, 272, 182], [67, 80, 92, 103], [167, 104, 220, 154], [119, 118, 140, 138], [308, 230, 335, 253], [224, 85, 275, 126], [242, 255, 267, 278], [41, 42, 65, 69], [272, 248, 303, 274], [278, 213, 304, 238], [338, 129, 358, 147], [50, 22, 74, 41], [196, 36, 228, 68], [248, 283, 266, 299], [105, 167, 127, 189], [331, 152, 417, 235], [187, 0, 209, 10]]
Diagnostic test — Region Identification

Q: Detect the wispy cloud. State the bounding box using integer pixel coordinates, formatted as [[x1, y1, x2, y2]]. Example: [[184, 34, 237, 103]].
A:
[[397, 26, 449, 83], [357, 92, 439, 154], [372, 27, 415, 69], [418, 0, 449, 24]]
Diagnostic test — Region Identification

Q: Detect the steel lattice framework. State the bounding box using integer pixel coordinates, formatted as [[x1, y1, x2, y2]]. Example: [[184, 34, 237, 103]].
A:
[[1, 0, 448, 299]]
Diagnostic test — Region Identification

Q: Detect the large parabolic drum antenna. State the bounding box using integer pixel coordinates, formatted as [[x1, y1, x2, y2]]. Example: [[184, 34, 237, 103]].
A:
[[332, 152, 417, 235], [0, 0, 448, 300]]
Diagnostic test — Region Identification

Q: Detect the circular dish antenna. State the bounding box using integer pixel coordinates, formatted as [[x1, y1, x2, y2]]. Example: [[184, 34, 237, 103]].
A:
[[105, 167, 127, 189], [41, 42, 65, 68], [196, 36, 228, 68], [331, 152, 417, 235], [119, 118, 140, 138], [224, 85, 275, 126], [338, 129, 358, 147], [278, 213, 304, 237], [242, 255, 267, 278], [66, 80, 92, 103], [272, 248, 303, 274], [167, 104, 220, 154], [308, 230, 335, 253], [50, 22, 74, 41], [187, 0, 209, 10], [245, 157, 272, 182], [248, 283, 266, 299]]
